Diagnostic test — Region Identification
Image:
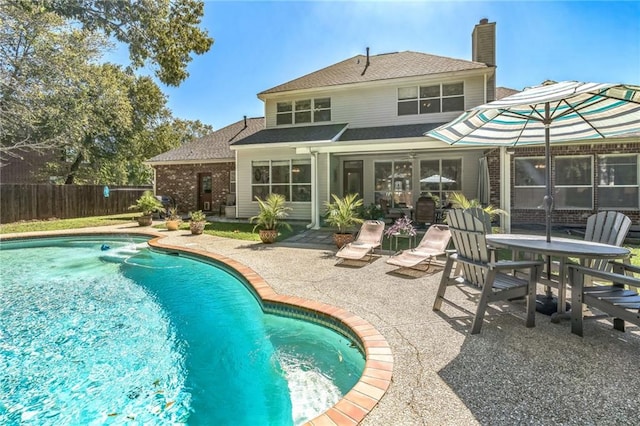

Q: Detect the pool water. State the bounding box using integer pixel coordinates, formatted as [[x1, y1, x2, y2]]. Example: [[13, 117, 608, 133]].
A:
[[0, 236, 365, 425]]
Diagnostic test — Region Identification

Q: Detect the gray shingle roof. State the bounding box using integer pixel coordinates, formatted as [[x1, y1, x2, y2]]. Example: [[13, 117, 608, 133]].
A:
[[232, 123, 348, 146], [147, 117, 264, 163], [259, 51, 491, 95], [231, 122, 447, 147], [341, 122, 447, 141], [496, 86, 520, 99]]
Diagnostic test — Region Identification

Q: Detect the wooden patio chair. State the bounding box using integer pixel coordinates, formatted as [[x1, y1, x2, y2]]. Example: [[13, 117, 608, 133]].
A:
[[568, 261, 640, 337], [583, 211, 632, 271], [433, 209, 543, 334], [548, 211, 631, 294]]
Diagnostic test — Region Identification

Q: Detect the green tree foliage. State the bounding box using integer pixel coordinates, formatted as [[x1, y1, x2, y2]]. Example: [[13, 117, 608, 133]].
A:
[[14, 0, 213, 86], [1, 4, 214, 184], [0, 5, 107, 155]]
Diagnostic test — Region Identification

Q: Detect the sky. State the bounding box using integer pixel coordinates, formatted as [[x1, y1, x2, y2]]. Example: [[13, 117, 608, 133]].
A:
[[126, 1, 640, 129]]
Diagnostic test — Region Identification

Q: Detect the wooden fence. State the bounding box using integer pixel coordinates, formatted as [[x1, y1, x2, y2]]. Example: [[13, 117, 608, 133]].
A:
[[0, 184, 151, 224]]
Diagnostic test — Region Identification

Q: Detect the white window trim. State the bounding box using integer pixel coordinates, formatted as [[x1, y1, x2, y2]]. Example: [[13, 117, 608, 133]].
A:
[[397, 82, 465, 116], [276, 98, 331, 126], [251, 159, 311, 203]]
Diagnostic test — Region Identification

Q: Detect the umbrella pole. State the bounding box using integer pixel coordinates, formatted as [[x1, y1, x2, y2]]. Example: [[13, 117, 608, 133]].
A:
[[543, 102, 553, 244], [536, 102, 560, 315]]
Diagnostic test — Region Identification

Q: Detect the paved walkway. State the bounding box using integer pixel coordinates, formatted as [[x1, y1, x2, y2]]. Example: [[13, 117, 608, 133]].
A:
[[3, 223, 640, 425]]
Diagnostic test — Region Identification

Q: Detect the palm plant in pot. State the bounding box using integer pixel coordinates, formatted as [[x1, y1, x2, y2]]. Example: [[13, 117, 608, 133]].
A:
[[129, 190, 164, 226], [324, 193, 364, 248], [249, 193, 292, 243], [189, 210, 207, 235]]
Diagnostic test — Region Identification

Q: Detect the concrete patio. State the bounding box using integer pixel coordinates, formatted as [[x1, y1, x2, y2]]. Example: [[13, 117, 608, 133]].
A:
[[5, 223, 639, 425]]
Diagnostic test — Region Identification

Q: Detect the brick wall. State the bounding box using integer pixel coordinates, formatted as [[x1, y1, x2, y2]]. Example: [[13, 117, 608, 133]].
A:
[[154, 163, 234, 214], [486, 142, 640, 227]]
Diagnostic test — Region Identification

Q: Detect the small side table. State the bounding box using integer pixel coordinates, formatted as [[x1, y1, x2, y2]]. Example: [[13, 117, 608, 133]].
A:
[[392, 232, 416, 252]]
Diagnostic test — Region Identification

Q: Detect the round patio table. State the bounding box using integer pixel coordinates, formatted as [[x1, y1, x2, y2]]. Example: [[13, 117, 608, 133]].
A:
[[485, 234, 630, 315]]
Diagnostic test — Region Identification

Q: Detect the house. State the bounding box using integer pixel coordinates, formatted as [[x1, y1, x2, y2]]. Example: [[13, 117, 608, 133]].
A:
[[232, 19, 497, 228], [150, 18, 639, 229], [146, 116, 264, 213]]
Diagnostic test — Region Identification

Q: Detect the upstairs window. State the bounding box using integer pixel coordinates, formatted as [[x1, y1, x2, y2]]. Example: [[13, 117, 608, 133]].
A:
[[276, 102, 293, 125], [398, 83, 464, 116], [276, 98, 331, 125]]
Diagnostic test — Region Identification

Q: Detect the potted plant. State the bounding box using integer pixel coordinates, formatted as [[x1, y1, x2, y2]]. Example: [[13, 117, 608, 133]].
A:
[[447, 192, 507, 220], [249, 193, 292, 243], [165, 206, 182, 231], [129, 190, 165, 226], [189, 210, 207, 235], [324, 193, 364, 248]]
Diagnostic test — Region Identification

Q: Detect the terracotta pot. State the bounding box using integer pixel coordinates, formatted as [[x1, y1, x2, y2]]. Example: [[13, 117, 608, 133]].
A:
[[190, 221, 205, 235], [259, 229, 278, 244], [137, 215, 153, 226], [333, 233, 354, 248], [166, 220, 181, 231]]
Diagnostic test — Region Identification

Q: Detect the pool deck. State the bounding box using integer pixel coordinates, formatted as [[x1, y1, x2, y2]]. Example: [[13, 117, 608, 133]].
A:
[[4, 222, 640, 425]]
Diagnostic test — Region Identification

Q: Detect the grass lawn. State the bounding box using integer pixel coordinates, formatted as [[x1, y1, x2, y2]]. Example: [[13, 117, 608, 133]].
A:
[[0, 214, 304, 242]]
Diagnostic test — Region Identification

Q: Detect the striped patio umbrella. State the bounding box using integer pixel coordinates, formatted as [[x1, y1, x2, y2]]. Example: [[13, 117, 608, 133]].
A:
[[426, 81, 640, 242]]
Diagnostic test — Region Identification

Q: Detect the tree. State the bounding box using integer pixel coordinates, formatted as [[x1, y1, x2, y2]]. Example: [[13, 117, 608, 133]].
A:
[[0, 5, 108, 157], [2, 5, 214, 184], [19, 0, 214, 86]]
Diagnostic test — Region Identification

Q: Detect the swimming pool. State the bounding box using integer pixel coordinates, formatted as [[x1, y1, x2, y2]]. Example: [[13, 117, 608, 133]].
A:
[[0, 236, 366, 425]]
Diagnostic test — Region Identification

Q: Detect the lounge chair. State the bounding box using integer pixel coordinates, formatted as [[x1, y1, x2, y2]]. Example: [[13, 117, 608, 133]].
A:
[[335, 220, 385, 261], [386, 224, 451, 271]]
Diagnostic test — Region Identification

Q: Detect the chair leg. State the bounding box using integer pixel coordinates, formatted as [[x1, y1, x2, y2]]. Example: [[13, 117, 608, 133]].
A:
[[471, 270, 497, 334], [524, 265, 539, 328], [433, 256, 455, 311]]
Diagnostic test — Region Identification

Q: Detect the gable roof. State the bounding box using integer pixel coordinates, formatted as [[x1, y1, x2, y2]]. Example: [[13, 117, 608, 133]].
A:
[[259, 51, 491, 96], [146, 117, 264, 163]]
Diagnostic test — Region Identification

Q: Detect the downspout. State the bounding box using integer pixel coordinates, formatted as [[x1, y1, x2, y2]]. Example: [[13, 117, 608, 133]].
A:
[[483, 73, 487, 104], [307, 150, 319, 229]]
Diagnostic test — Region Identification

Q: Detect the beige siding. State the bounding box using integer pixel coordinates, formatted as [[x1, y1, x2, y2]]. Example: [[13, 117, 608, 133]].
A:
[[263, 74, 488, 129]]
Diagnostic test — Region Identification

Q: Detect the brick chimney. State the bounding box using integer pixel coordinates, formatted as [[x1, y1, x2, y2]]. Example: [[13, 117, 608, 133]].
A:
[[472, 18, 496, 101]]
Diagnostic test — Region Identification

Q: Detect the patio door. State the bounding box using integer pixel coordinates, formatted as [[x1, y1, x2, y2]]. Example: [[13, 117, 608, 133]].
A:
[[198, 173, 212, 211], [343, 160, 363, 197]]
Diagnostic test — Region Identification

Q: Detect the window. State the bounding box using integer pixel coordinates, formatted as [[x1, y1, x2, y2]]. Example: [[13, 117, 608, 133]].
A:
[[419, 159, 461, 207], [374, 161, 413, 207], [251, 160, 311, 202], [598, 154, 639, 209], [555, 156, 593, 209], [276, 102, 293, 125], [314, 98, 331, 122], [276, 98, 331, 125], [514, 157, 546, 209], [398, 83, 464, 116]]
